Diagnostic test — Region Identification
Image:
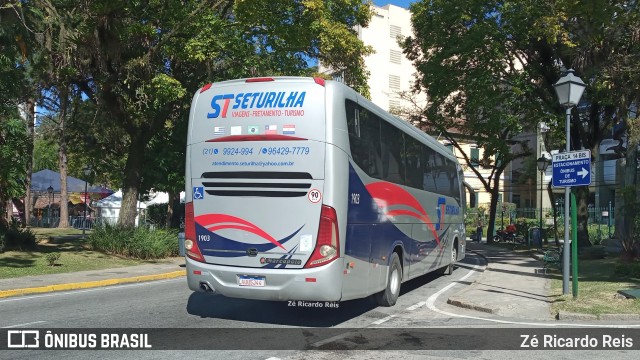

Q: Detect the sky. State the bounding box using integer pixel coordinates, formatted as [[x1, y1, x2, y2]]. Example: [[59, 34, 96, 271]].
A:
[[374, 1, 414, 9]]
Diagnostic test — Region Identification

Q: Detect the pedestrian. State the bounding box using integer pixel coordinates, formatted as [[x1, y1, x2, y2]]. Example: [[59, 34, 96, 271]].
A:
[[476, 218, 483, 243]]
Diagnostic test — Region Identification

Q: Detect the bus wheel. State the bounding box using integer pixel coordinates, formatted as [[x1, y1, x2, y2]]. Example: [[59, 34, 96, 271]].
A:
[[438, 244, 457, 275], [375, 252, 402, 307]]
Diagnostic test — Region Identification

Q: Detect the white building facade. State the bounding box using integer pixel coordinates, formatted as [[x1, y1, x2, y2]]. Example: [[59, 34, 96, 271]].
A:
[[355, 4, 419, 112], [322, 4, 506, 210]]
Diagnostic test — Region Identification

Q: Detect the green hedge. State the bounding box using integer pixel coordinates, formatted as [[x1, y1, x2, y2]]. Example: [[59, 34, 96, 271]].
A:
[[0, 223, 37, 252], [89, 223, 179, 259], [613, 261, 640, 279]]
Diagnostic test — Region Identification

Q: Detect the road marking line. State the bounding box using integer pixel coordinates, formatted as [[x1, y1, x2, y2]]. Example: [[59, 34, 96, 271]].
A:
[[371, 314, 396, 325], [427, 253, 640, 328], [406, 301, 426, 311], [2, 321, 46, 328], [311, 333, 351, 348]]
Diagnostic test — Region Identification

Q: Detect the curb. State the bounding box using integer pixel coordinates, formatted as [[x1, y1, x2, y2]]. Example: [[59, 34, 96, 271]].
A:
[[446, 247, 496, 313], [446, 295, 497, 314], [0, 270, 186, 299], [557, 311, 640, 322]]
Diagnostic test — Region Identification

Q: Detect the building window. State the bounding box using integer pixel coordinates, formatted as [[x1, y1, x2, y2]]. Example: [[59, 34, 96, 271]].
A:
[[389, 75, 400, 90], [445, 144, 454, 153], [390, 50, 401, 64], [390, 25, 401, 39], [389, 99, 401, 110], [471, 147, 480, 168]]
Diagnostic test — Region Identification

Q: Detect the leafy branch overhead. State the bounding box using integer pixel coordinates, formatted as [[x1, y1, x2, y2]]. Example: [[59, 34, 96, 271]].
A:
[[1, 0, 373, 227], [402, 0, 640, 247]]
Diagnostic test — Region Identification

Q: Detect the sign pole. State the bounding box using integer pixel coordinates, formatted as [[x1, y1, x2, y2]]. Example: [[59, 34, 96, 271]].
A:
[[562, 108, 571, 295], [571, 192, 579, 298]]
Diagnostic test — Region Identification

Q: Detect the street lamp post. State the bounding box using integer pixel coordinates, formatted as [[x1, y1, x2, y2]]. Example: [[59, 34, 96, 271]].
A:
[[83, 165, 92, 239], [553, 69, 586, 296], [537, 156, 549, 249], [47, 186, 53, 227]]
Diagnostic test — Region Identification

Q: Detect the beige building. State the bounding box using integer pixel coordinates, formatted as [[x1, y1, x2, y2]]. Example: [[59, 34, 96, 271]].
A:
[[355, 4, 418, 111], [322, 3, 507, 209]]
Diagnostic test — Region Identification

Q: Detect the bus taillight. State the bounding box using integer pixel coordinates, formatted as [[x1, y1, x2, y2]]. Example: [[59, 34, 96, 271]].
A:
[[304, 205, 340, 268], [184, 202, 205, 262]]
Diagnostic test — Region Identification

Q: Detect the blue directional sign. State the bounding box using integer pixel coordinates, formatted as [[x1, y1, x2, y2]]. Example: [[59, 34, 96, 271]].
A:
[[552, 150, 592, 187]]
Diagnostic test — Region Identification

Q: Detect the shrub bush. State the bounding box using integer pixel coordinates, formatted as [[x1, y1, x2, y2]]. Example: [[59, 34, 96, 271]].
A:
[[45, 253, 61, 266], [0, 223, 37, 251], [587, 225, 606, 245], [613, 261, 640, 278], [89, 223, 179, 259]]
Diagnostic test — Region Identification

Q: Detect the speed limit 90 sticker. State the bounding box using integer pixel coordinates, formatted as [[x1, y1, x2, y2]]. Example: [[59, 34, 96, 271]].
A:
[[308, 189, 322, 203]]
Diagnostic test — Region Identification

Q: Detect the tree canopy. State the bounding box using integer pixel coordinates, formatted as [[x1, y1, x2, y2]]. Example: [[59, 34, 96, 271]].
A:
[[403, 0, 640, 245], [1, 0, 374, 226]]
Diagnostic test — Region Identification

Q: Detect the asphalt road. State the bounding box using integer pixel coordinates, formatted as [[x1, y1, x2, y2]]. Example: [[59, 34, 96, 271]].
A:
[[1, 253, 638, 359]]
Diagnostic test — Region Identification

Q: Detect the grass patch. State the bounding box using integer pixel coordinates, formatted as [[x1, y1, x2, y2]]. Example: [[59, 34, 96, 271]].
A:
[[548, 257, 640, 316], [0, 227, 176, 279], [0, 249, 148, 279], [30, 227, 85, 241]]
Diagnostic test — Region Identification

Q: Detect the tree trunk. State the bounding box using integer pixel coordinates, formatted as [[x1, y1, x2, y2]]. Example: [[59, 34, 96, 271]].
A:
[[486, 185, 500, 244], [23, 98, 35, 228], [3, 201, 11, 225], [57, 92, 70, 228], [165, 190, 175, 229], [616, 130, 639, 259], [118, 138, 146, 228], [574, 186, 591, 247], [57, 140, 70, 228]]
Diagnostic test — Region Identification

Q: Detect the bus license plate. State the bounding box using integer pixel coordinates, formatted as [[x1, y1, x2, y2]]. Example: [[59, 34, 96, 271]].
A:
[[238, 275, 265, 287]]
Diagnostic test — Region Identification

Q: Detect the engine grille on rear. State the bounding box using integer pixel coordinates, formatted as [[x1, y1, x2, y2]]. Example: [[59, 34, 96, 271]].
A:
[[201, 171, 313, 197]]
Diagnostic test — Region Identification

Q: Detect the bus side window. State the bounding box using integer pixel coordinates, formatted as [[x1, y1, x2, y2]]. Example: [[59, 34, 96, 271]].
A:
[[346, 100, 381, 178], [404, 136, 423, 189], [380, 120, 405, 185], [421, 146, 435, 193]]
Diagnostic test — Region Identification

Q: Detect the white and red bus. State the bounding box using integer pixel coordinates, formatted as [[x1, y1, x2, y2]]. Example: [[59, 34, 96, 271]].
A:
[[184, 76, 466, 306]]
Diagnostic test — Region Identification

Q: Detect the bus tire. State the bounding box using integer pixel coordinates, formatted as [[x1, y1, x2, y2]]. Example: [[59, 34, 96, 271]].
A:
[[439, 244, 457, 275], [375, 252, 402, 307]]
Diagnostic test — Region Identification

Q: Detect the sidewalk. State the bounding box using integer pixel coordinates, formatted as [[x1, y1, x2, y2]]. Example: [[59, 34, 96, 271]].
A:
[[0, 257, 186, 298], [447, 241, 555, 320]]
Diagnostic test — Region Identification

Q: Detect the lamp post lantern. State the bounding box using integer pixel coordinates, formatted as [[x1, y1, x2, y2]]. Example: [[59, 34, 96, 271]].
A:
[[553, 69, 586, 296], [537, 156, 549, 248], [47, 185, 53, 227], [83, 166, 92, 239]]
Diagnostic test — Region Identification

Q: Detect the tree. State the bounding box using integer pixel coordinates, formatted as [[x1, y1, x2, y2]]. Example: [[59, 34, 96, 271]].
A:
[[0, 117, 28, 225], [402, 0, 556, 241], [28, 0, 374, 227], [0, 2, 34, 226], [404, 0, 640, 246]]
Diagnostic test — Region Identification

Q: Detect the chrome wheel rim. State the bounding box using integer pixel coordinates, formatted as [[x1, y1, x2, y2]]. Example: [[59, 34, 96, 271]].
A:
[[390, 267, 400, 295]]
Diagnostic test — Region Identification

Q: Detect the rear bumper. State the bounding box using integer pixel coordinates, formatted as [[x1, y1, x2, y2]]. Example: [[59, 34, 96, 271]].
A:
[[186, 256, 344, 302]]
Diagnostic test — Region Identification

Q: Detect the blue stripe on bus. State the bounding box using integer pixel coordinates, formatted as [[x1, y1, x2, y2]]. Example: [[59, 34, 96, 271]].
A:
[[345, 163, 443, 267], [196, 223, 303, 257]]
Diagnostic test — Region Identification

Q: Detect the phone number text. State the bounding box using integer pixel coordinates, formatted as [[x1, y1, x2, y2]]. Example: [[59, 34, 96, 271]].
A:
[[259, 147, 310, 155]]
